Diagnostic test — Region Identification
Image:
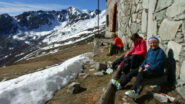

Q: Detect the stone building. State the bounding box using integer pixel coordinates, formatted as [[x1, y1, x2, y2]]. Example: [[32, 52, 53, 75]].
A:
[[105, 0, 185, 98]]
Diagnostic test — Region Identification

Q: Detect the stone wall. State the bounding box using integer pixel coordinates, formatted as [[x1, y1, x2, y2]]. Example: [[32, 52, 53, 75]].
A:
[[106, 0, 185, 98]]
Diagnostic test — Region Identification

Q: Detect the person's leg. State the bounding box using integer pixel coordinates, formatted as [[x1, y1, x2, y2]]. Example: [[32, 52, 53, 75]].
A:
[[112, 56, 124, 69], [119, 69, 138, 87], [107, 44, 117, 56], [130, 55, 144, 70], [111, 69, 138, 90], [131, 71, 160, 93], [119, 56, 132, 74]]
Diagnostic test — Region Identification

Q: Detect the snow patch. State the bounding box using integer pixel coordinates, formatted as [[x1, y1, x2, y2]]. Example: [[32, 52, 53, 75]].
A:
[[0, 53, 91, 104]]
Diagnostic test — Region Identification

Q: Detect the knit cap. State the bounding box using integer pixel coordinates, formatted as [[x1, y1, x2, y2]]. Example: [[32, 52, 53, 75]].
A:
[[148, 36, 159, 43]]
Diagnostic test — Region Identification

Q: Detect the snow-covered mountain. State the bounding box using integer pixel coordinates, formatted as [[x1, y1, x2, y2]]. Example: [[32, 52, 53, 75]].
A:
[[0, 7, 105, 66]]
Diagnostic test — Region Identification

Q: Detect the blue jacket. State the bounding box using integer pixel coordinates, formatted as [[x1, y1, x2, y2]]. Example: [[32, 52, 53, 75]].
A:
[[139, 47, 166, 74]]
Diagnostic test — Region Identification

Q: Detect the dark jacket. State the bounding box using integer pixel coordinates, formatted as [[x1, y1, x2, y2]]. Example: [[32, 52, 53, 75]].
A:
[[139, 47, 166, 74]]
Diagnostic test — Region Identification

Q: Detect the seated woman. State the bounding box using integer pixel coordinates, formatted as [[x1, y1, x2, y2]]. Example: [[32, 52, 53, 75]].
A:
[[112, 33, 147, 74], [107, 33, 124, 56], [111, 36, 166, 99]]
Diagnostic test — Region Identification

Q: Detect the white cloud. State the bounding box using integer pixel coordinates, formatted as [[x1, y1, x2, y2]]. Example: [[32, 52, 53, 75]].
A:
[[0, 2, 70, 16]]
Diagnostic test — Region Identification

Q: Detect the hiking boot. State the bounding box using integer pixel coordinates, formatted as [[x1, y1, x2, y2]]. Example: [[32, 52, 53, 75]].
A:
[[125, 90, 138, 100], [111, 79, 121, 90]]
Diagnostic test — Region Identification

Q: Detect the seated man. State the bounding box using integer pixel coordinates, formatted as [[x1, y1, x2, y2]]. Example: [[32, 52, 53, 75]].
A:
[[107, 33, 124, 56], [111, 36, 166, 99], [111, 33, 147, 74]]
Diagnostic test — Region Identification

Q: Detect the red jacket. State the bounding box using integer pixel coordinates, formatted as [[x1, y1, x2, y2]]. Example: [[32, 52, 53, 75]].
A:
[[126, 38, 147, 58], [113, 37, 124, 48]]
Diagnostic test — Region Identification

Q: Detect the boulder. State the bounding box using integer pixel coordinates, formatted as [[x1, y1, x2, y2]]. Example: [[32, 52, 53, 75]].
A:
[[153, 93, 168, 103], [106, 68, 113, 74], [94, 71, 105, 76], [67, 82, 81, 94], [95, 62, 107, 71]]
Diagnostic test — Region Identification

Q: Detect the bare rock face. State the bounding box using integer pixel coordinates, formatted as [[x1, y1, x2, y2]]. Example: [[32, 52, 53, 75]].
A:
[[15, 11, 55, 30], [0, 14, 18, 35]]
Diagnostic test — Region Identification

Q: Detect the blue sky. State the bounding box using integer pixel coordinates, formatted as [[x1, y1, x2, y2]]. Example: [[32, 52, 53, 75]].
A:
[[0, 0, 105, 16]]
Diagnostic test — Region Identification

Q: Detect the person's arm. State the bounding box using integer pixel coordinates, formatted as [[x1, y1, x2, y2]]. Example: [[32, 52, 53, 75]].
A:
[[146, 50, 166, 71], [126, 44, 135, 57], [134, 40, 147, 56], [112, 38, 117, 45]]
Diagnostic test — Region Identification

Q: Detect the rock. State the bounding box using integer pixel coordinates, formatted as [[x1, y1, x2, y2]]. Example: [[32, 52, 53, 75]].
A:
[[150, 85, 161, 92], [131, 5, 136, 13], [159, 19, 182, 40], [166, 0, 185, 18], [79, 73, 86, 76], [154, 10, 166, 21], [95, 62, 107, 71], [106, 68, 113, 74], [155, 0, 172, 12], [122, 96, 127, 102], [166, 41, 182, 61], [136, 19, 141, 23], [174, 14, 185, 20], [130, 23, 140, 34], [177, 85, 185, 99], [132, 14, 137, 22], [153, 93, 168, 103], [136, 3, 142, 12], [67, 82, 81, 94], [147, 0, 157, 37], [83, 74, 89, 79], [176, 32, 184, 39], [94, 71, 105, 76], [180, 61, 185, 81], [142, 0, 149, 9], [182, 22, 185, 40], [106, 61, 112, 68], [89, 69, 95, 72], [141, 9, 148, 33], [175, 38, 184, 43]]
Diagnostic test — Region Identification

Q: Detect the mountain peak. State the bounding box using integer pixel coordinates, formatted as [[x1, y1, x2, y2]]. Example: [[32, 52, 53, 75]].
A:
[[66, 6, 82, 15]]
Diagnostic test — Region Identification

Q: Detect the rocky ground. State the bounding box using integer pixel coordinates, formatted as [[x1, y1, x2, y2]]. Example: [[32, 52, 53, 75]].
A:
[[47, 44, 185, 104], [0, 42, 185, 104]]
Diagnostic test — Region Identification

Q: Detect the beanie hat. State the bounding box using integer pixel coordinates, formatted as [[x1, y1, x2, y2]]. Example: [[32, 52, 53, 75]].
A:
[[148, 36, 159, 43]]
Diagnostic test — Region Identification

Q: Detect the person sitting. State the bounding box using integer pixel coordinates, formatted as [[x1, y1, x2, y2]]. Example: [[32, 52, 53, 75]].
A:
[[107, 33, 124, 56], [111, 33, 147, 74], [111, 36, 166, 99]]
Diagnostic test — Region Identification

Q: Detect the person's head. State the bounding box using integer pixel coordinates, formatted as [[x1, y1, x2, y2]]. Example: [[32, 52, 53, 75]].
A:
[[111, 33, 117, 38], [148, 36, 159, 50], [130, 33, 140, 42]]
